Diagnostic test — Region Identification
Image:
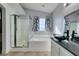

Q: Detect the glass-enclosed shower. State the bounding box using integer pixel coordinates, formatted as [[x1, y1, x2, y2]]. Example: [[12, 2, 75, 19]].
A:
[[10, 15, 32, 48]]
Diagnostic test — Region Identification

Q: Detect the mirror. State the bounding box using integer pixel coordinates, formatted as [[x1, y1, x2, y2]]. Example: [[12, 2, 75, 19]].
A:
[[65, 10, 79, 40]]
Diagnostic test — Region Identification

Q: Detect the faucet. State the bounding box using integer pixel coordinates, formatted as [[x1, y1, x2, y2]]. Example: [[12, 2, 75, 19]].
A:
[[71, 30, 77, 41], [64, 30, 69, 41]]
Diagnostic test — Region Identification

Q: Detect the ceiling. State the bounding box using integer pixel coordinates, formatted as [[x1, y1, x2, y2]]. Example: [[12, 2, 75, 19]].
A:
[[20, 3, 58, 14]]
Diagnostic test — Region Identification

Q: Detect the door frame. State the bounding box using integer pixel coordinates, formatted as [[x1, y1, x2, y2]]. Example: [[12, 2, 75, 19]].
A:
[[0, 4, 6, 55]]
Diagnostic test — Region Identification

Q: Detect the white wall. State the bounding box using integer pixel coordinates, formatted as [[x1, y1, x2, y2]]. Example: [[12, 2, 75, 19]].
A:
[[24, 8, 49, 18], [1, 3, 25, 54], [51, 4, 65, 36], [8, 3, 25, 15]]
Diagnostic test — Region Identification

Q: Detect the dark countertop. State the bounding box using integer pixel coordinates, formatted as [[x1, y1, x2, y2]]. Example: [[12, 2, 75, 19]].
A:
[[51, 37, 79, 56]]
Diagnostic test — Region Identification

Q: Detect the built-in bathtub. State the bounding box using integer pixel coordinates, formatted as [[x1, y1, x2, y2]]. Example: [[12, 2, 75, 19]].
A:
[[10, 32, 51, 56]]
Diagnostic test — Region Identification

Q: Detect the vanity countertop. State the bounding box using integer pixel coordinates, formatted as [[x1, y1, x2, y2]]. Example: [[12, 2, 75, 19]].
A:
[[51, 37, 79, 56]]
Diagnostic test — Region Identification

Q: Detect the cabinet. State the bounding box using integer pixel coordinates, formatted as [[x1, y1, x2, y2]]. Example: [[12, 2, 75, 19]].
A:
[[51, 40, 60, 56], [60, 47, 74, 56], [51, 40, 74, 56]]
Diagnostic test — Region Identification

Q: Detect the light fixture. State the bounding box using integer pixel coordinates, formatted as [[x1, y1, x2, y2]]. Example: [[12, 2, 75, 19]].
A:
[[41, 5, 45, 7], [64, 3, 67, 7], [64, 3, 71, 7]]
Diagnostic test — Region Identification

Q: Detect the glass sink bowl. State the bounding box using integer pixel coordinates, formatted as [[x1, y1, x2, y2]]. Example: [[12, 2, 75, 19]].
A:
[[55, 36, 67, 42]]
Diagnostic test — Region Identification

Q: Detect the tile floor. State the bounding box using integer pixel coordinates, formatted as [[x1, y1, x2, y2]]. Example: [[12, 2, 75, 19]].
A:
[[6, 51, 49, 56]]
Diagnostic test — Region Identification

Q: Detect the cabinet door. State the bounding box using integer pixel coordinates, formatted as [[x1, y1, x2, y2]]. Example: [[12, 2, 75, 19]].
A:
[[60, 47, 74, 56], [51, 41, 60, 56]]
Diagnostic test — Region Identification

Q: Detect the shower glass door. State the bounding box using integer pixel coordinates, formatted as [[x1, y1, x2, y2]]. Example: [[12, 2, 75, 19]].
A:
[[10, 15, 29, 48], [16, 16, 29, 47]]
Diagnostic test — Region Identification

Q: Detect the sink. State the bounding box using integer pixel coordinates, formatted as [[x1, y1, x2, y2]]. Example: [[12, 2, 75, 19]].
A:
[[55, 36, 67, 42]]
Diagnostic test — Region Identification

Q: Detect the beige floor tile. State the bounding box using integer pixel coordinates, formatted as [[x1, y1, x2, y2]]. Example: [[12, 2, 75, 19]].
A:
[[7, 51, 49, 56]]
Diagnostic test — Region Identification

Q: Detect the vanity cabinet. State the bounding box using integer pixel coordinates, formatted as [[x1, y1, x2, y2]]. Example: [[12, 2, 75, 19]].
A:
[[51, 40, 60, 56], [51, 40, 74, 56], [60, 47, 74, 56]]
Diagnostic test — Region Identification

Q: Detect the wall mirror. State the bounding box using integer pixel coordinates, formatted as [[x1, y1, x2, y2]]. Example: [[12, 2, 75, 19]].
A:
[[65, 10, 79, 42]]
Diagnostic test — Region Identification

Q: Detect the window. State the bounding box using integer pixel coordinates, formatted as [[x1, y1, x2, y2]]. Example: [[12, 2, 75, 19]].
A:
[[39, 18, 45, 31]]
